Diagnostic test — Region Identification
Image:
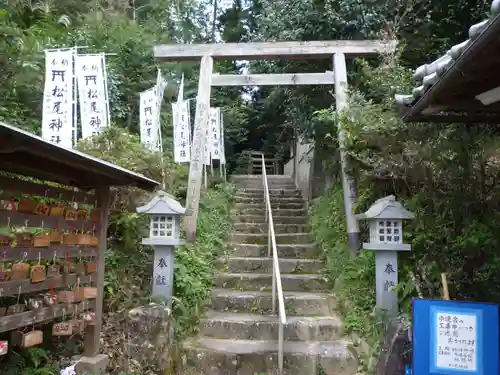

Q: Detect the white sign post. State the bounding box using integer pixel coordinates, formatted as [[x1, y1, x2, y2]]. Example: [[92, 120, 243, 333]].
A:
[[42, 48, 76, 148], [75, 53, 110, 139]]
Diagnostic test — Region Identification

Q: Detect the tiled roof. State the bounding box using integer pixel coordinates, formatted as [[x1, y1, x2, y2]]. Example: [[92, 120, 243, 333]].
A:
[[395, 0, 500, 109]]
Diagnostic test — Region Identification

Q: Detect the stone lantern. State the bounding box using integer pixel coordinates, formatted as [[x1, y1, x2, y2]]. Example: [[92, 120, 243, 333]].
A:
[[137, 190, 186, 307], [356, 195, 414, 314]]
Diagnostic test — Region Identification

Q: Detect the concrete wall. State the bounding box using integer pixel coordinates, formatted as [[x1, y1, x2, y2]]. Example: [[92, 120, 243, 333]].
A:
[[294, 138, 313, 204], [284, 137, 334, 205]]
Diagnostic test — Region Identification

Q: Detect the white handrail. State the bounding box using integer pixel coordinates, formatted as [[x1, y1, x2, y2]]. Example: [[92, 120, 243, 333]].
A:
[[261, 154, 287, 373]]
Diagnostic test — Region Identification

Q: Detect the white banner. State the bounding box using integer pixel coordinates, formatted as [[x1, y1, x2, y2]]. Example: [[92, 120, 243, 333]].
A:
[[75, 54, 109, 139], [209, 107, 221, 160], [172, 101, 191, 162], [140, 87, 160, 151], [155, 71, 168, 153], [220, 112, 226, 164], [42, 48, 75, 148]]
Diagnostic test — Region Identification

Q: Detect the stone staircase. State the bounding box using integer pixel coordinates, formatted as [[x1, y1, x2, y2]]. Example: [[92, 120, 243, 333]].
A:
[[183, 175, 358, 375]]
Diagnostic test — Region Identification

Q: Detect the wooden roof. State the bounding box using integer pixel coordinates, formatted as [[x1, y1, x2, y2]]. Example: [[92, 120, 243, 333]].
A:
[[395, 0, 500, 123], [0, 122, 159, 191]]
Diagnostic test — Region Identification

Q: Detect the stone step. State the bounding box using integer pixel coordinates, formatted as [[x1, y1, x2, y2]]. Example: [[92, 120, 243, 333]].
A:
[[211, 289, 335, 315], [183, 337, 357, 375], [236, 189, 302, 198], [231, 243, 318, 258], [232, 180, 295, 187], [232, 174, 292, 180], [201, 311, 343, 341], [231, 233, 312, 245], [234, 202, 305, 210], [232, 215, 308, 225], [232, 223, 310, 234], [234, 196, 304, 204], [216, 256, 323, 274], [235, 185, 297, 192], [232, 207, 307, 216], [215, 273, 328, 292]]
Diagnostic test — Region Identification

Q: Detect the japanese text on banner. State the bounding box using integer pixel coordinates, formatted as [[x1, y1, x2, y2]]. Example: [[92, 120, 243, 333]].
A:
[[155, 72, 168, 151], [75, 54, 109, 139], [209, 107, 221, 160], [220, 112, 226, 164], [140, 88, 159, 151], [172, 101, 191, 162], [42, 49, 75, 148]]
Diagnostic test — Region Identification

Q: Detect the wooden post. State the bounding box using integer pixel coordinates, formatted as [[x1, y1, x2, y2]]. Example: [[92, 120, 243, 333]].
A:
[[184, 55, 213, 242], [333, 52, 360, 253], [84, 186, 109, 356]]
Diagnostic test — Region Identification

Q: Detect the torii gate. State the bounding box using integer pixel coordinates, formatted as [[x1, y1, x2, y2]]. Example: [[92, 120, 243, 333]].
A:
[[154, 40, 394, 246]]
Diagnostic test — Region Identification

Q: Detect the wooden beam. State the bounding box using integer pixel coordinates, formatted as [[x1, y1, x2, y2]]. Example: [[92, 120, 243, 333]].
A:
[[334, 52, 360, 252], [211, 72, 334, 86], [155, 40, 396, 61], [84, 186, 109, 357], [0, 300, 95, 334], [184, 56, 214, 242]]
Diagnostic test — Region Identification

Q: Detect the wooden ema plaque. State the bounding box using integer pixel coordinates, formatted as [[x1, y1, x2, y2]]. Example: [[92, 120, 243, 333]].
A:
[[10, 263, 29, 280], [52, 322, 73, 336], [0, 341, 7, 356], [77, 209, 89, 221], [86, 263, 97, 275], [33, 234, 50, 247], [47, 264, 60, 278], [58, 291, 75, 304], [64, 208, 78, 221], [34, 203, 50, 216], [30, 265, 46, 283], [17, 198, 36, 213], [73, 287, 97, 302], [90, 208, 101, 222], [11, 330, 43, 348], [49, 205, 65, 217], [75, 262, 86, 276]]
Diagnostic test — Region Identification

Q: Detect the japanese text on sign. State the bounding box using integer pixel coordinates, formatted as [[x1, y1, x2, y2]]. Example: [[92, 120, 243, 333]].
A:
[[140, 87, 159, 151], [172, 101, 191, 162], [435, 312, 477, 371], [204, 126, 211, 166], [209, 107, 221, 160], [42, 48, 75, 148], [75, 54, 109, 139]]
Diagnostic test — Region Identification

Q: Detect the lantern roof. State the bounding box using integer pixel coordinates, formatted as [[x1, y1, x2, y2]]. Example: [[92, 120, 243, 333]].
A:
[[137, 190, 186, 215], [355, 195, 415, 221]]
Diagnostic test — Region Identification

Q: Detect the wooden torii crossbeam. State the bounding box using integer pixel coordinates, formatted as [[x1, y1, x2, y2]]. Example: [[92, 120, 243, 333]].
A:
[[155, 40, 394, 246]]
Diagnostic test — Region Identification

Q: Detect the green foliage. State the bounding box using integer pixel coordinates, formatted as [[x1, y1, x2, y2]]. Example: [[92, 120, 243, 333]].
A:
[[174, 183, 236, 337], [310, 187, 384, 373], [0, 348, 59, 375]]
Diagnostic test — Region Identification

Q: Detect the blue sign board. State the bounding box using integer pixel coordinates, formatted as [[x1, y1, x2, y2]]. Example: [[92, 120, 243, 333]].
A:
[[413, 299, 499, 375]]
